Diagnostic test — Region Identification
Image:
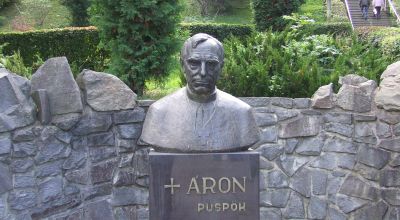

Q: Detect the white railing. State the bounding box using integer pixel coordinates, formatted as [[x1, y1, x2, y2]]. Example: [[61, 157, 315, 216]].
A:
[[387, 0, 400, 24], [344, 0, 355, 29]]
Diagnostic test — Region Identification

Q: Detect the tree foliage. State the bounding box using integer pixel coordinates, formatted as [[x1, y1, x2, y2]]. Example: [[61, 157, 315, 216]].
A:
[[61, 0, 90, 26], [90, 0, 182, 94], [252, 0, 304, 31]]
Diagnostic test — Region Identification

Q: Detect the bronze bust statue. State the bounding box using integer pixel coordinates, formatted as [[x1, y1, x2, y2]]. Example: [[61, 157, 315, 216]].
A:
[[140, 33, 259, 152]]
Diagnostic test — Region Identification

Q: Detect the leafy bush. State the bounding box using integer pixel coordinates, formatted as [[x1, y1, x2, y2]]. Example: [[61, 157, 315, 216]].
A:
[[181, 23, 254, 41], [0, 27, 106, 75], [252, 0, 304, 31], [90, 0, 182, 94], [0, 0, 13, 9], [61, 0, 90, 26], [218, 31, 392, 98]]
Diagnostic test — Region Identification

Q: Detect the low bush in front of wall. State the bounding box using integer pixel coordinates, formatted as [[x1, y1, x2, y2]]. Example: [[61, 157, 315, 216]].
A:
[[302, 22, 353, 36], [0, 26, 108, 76], [181, 23, 255, 41], [218, 29, 393, 98], [356, 26, 400, 61]]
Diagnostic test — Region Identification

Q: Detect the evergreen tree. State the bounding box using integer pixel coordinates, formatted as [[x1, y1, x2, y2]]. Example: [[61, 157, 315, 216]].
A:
[[90, 0, 182, 94], [61, 0, 90, 26]]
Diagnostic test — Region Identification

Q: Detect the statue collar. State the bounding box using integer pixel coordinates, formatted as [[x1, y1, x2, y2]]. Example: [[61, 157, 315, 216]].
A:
[[186, 87, 217, 103]]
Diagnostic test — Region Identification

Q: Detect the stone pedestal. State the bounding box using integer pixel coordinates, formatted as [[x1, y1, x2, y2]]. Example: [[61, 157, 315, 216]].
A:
[[149, 151, 259, 220]]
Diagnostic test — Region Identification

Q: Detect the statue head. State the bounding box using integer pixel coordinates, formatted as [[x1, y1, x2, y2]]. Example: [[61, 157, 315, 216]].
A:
[[180, 33, 224, 102]]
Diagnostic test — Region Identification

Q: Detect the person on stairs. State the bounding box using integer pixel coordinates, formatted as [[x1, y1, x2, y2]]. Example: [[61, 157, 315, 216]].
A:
[[360, 0, 371, 20], [372, 0, 385, 19]]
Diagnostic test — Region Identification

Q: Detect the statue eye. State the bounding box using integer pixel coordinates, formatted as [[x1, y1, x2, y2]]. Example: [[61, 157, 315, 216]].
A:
[[187, 59, 200, 68], [207, 61, 218, 69]]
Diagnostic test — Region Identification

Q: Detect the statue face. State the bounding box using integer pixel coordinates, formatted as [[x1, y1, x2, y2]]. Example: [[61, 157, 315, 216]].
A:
[[183, 40, 223, 96]]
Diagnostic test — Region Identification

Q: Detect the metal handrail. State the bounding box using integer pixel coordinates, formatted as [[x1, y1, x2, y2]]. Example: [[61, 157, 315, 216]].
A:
[[344, 0, 355, 29], [387, 0, 400, 24]]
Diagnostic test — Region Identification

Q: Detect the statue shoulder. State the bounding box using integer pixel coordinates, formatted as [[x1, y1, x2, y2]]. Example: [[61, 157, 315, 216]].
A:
[[217, 89, 252, 112], [148, 88, 186, 113]]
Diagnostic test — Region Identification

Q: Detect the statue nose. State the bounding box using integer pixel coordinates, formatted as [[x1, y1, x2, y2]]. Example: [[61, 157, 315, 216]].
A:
[[200, 62, 206, 76]]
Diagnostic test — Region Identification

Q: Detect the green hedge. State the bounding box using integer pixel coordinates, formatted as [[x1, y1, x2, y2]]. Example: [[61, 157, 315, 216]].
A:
[[0, 27, 104, 73], [181, 23, 255, 41], [303, 22, 353, 36]]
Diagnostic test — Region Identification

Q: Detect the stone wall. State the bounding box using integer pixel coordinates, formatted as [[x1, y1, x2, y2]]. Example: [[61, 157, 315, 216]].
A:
[[0, 57, 400, 220]]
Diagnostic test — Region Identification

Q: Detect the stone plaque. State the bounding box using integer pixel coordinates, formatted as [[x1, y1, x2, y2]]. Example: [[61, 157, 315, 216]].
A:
[[149, 151, 259, 220]]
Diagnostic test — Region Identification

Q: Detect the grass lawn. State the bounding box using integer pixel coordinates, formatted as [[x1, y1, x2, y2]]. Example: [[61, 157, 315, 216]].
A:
[[0, 0, 71, 32]]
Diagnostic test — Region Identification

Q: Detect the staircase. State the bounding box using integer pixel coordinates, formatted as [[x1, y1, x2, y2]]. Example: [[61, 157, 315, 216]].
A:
[[345, 0, 396, 28]]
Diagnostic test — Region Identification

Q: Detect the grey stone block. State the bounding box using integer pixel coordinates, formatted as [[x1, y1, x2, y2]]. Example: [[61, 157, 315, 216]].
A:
[[275, 109, 298, 121], [0, 69, 36, 133], [284, 138, 298, 154], [293, 98, 311, 109], [0, 162, 12, 194], [257, 144, 282, 161], [8, 190, 37, 211], [132, 148, 150, 177], [380, 169, 400, 187], [11, 158, 34, 173], [77, 69, 136, 112], [113, 169, 136, 187], [323, 135, 356, 154], [114, 108, 146, 124], [379, 138, 400, 152], [260, 207, 281, 220], [14, 174, 35, 188], [31, 89, 51, 125], [337, 153, 356, 169], [354, 114, 377, 121], [71, 136, 86, 150], [310, 153, 337, 170], [308, 197, 327, 219], [388, 208, 400, 220], [337, 81, 376, 112], [34, 138, 70, 165], [390, 153, 400, 167], [353, 200, 388, 220], [377, 109, 400, 124], [339, 175, 379, 201], [279, 116, 322, 138], [111, 186, 148, 206], [276, 155, 308, 177], [253, 112, 277, 127], [0, 133, 11, 155], [265, 170, 289, 188], [117, 124, 142, 139], [395, 123, 400, 136], [354, 122, 377, 144], [336, 195, 368, 213], [357, 145, 390, 169], [296, 135, 324, 156], [377, 121, 392, 138], [13, 141, 36, 157], [270, 97, 293, 108], [31, 57, 83, 115], [290, 168, 311, 197], [259, 170, 268, 191], [256, 127, 277, 146], [311, 83, 334, 109], [354, 163, 380, 181], [12, 126, 35, 141], [54, 130, 73, 144], [240, 97, 270, 107], [35, 160, 64, 178], [63, 149, 86, 170], [260, 188, 290, 208], [114, 206, 141, 220], [83, 200, 114, 220], [382, 189, 400, 205], [325, 122, 353, 137], [90, 159, 118, 184], [324, 112, 352, 124], [311, 169, 328, 195], [72, 109, 112, 136], [65, 169, 89, 185], [38, 176, 63, 203], [89, 146, 116, 163], [51, 113, 81, 131], [119, 153, 134, 168], [328, 207, 347, 220], [83, 183, 112, 201], [117, 139, 138, 152], [339, 74, 369, 85], [282, 192, 305, 219]]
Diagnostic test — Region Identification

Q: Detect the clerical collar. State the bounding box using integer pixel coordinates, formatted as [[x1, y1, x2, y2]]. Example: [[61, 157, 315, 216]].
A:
[[186, 87, 217, 103]]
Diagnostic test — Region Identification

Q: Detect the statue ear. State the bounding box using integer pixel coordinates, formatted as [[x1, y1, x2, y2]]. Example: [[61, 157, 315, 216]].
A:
[[180, 57, 187, 80]]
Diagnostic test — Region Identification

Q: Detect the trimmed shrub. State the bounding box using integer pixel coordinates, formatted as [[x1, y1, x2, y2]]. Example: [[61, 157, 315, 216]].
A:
[[302, 22, 352, 36], [181, 23, 254, 41], [252, 0, 304, 31], [0, 27, 106, 75], [90, 0, 182, 94]]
